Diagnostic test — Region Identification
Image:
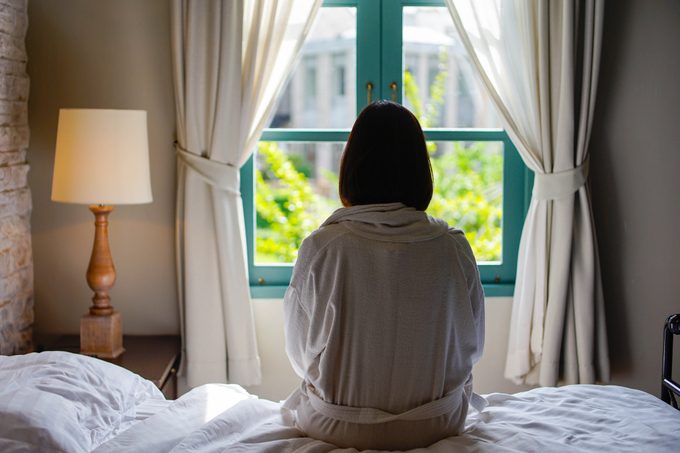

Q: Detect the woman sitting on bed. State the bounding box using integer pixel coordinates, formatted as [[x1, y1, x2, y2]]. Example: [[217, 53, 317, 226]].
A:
[[283, 100, 485, 450]]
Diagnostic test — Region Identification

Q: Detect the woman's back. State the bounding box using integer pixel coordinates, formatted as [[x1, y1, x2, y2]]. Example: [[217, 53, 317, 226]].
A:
[[284, 203, 484, 449]]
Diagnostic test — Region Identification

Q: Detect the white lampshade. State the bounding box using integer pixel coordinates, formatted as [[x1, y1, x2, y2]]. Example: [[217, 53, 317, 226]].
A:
[[52, 109, 153, 205]]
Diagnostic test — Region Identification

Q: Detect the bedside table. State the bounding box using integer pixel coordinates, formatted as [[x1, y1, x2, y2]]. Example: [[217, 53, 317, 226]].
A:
[[39, 335, 181, 399]]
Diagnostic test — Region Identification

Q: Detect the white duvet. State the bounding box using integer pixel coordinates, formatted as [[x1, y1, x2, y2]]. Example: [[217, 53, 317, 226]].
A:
[[0, 351, 163, 452], [97, 383, 680, 452], [2, 351, 680, 452]]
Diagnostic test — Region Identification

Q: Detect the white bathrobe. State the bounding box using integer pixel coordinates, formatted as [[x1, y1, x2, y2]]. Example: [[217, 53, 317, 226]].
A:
[[283, 203, 485, 450]]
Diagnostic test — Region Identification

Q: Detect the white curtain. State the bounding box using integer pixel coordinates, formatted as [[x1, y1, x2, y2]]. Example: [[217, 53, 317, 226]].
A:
[[445, 0, 609, 386], [171, 0, 321, 387]]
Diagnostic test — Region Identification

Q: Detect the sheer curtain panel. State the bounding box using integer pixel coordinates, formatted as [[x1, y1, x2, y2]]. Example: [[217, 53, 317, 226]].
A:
[[446, 0, 609, 386], [171, 0, 321, 387]]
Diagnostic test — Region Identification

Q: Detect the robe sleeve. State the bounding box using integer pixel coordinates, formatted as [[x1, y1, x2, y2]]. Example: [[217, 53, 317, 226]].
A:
[[469, 265, 485, 365], [453, 230, 486, 364], [283, 285, 312, 378]]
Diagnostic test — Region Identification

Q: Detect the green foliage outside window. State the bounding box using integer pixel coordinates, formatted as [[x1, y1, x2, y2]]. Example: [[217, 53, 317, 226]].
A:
[[255, 59, 502, 263], [254, 142, 329, 263]]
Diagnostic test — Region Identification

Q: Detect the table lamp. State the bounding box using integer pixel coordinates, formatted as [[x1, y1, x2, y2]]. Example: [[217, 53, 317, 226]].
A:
[[51, 109, 152, 358]]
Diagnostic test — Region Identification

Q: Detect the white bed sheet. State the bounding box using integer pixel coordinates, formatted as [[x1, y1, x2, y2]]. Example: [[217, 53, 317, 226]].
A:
[[97, 383, 680, 453], [0, 351, 164, 453]]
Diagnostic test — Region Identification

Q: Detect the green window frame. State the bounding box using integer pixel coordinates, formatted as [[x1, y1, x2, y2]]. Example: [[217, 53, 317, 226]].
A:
[[242, 0, 530, 298]]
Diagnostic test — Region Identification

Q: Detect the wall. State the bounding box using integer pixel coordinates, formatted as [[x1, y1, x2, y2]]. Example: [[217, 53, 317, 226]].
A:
[[27, 0, 178, 335], [0, 0, 32, 354], [590, 0, 680, 395], [26, 0, 680, 401]]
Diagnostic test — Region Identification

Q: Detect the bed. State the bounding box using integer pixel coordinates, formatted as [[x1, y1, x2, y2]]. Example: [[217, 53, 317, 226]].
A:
[[1, 315, 679, 452]]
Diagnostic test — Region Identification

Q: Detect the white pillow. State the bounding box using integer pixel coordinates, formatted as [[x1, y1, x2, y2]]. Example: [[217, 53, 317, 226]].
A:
[[0, 351, 164, 452]]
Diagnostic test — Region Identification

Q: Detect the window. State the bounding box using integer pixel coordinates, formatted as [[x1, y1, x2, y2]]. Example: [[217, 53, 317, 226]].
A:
[[242, 0, 530, 298]]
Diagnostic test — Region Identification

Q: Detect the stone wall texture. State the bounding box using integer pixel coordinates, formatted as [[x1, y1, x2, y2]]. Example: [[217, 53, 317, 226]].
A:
[[0, 0, 32, 355]]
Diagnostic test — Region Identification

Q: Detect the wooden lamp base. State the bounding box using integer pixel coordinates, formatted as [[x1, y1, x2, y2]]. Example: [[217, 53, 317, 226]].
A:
[[80, 205, 125, 359], [80, 311, 125, 358]]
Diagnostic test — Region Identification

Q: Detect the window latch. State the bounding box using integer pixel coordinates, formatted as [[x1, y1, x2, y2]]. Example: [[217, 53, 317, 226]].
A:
[[366, 81, 374, 104], [390, 81, 398, 102]]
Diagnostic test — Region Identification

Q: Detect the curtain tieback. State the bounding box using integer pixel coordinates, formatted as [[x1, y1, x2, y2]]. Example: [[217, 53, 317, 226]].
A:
[[533, 156, 590, 201], [175, 144, 240, 196]]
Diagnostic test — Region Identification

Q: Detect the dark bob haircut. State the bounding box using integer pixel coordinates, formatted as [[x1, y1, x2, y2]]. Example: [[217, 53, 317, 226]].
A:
[[339, 100, 433, 211]]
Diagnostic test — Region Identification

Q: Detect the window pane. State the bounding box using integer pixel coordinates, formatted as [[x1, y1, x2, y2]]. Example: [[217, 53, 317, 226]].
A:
[[255, 141, 344, 264], [426, 141, 503, 262], [269, 7, 357, 129], [402, 7, 501, 128], [254, 139, 503, 265]]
